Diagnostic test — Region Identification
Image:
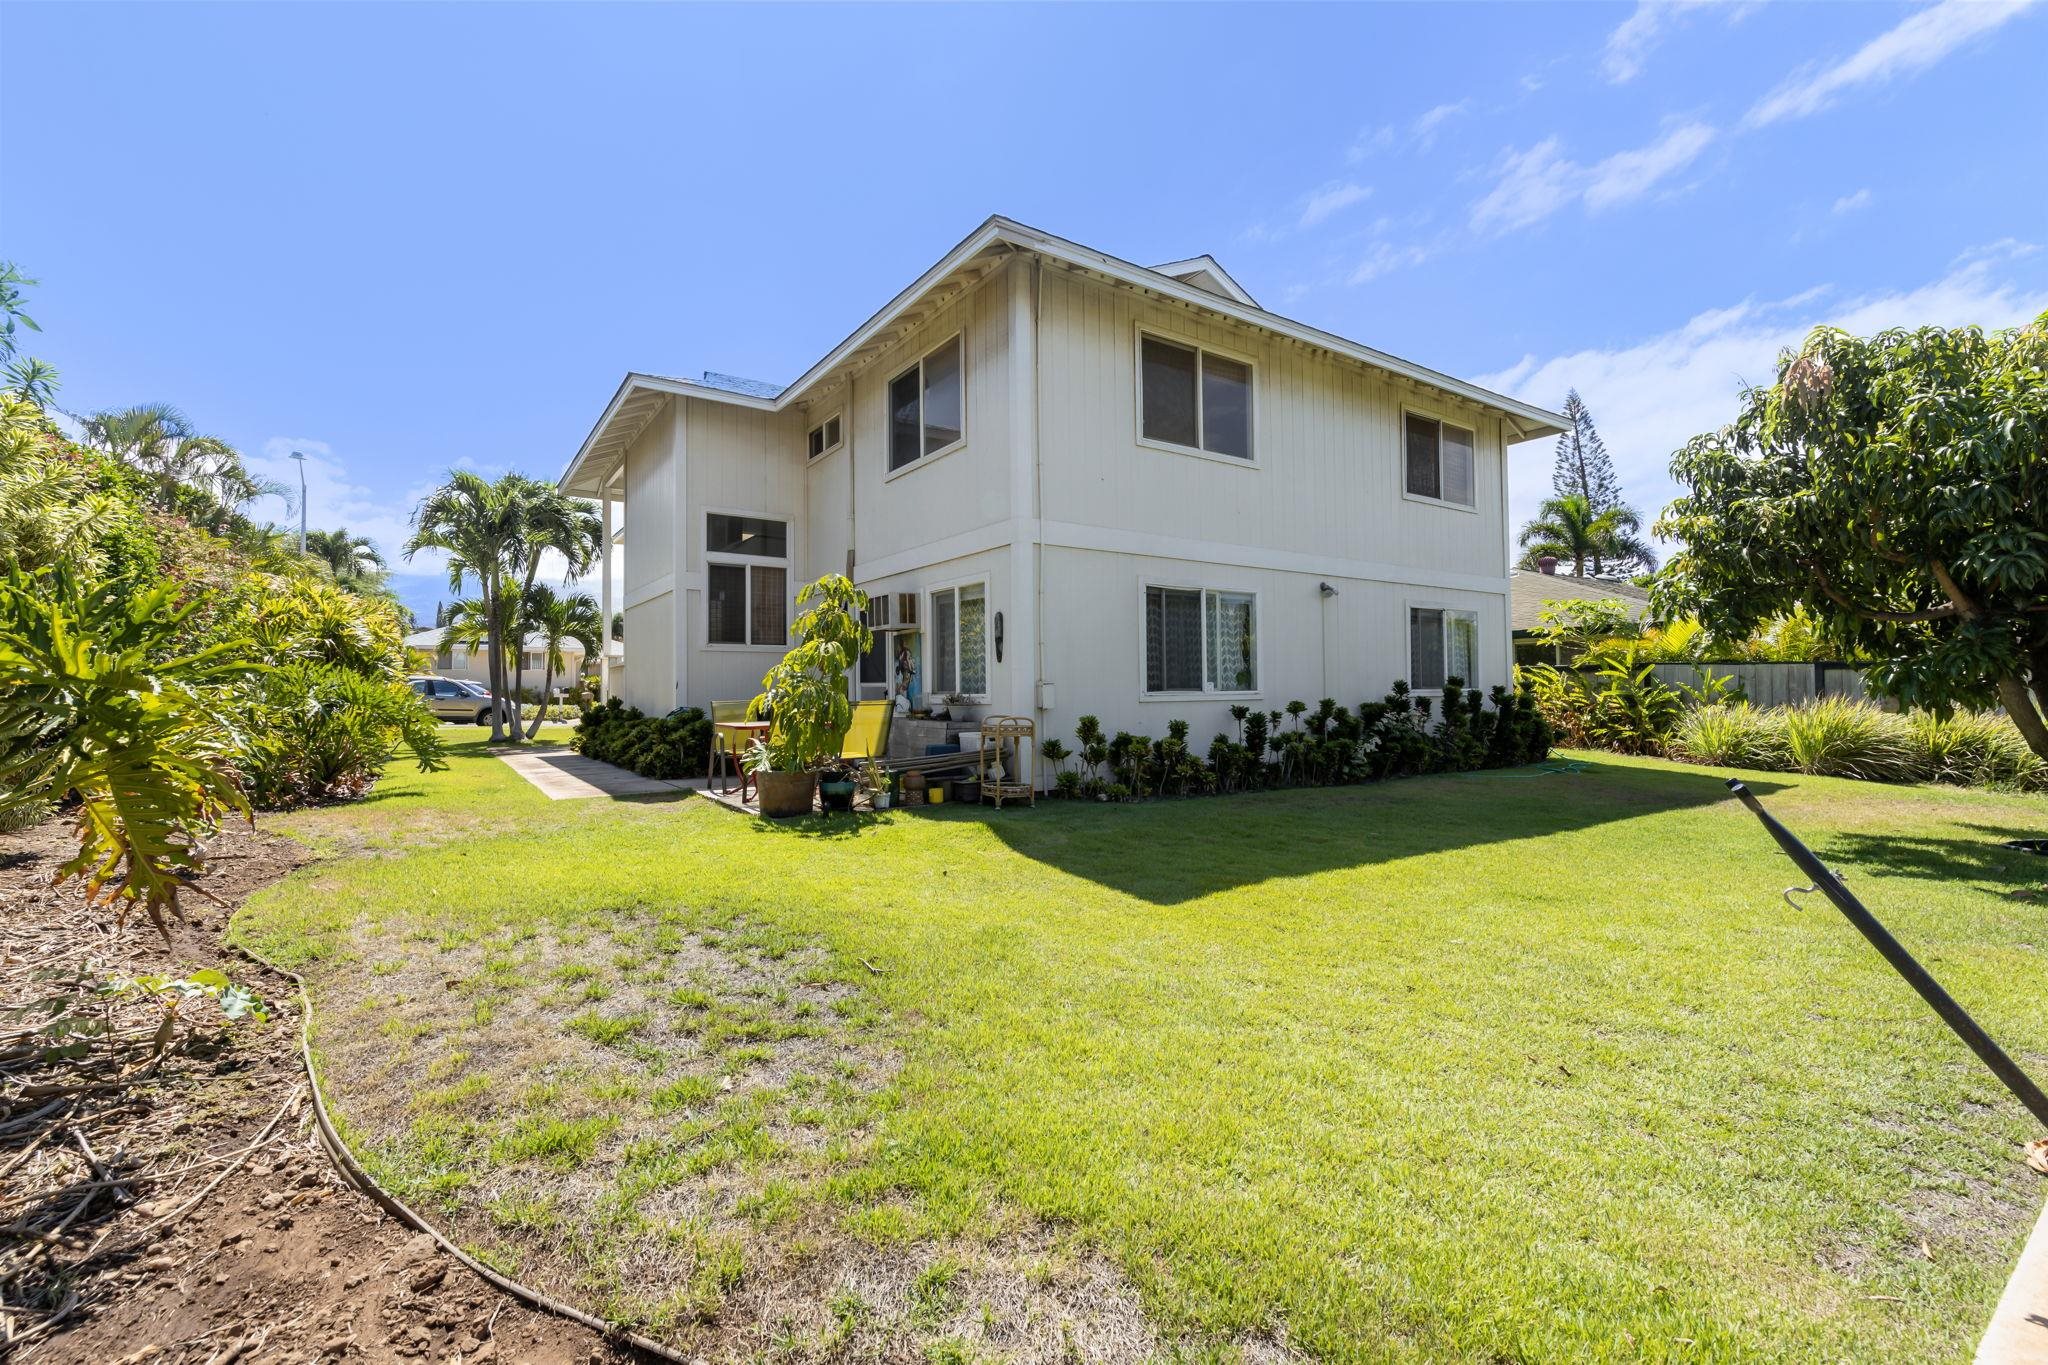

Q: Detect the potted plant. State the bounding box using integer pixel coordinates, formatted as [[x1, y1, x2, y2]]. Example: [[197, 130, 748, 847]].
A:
[[858, 759, 891, 810], [745, 574, 874, 819], [942, 691, 984, 726], [818, 761, 857, 814]]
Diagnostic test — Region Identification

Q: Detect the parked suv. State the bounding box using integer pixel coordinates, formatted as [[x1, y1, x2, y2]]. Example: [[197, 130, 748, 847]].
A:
[[409, 675, 516, 726]]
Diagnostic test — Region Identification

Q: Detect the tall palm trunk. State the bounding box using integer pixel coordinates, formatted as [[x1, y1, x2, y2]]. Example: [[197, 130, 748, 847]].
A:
[[483, 577, 507, 743], [526, 660, 555, 740]]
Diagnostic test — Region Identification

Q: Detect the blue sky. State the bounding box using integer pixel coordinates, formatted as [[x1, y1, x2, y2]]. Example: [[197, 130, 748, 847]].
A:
[[5, 1, 2044, 622]]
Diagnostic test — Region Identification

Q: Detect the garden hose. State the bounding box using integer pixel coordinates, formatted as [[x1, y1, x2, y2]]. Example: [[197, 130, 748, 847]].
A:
[[230, 942, 688, 1364]]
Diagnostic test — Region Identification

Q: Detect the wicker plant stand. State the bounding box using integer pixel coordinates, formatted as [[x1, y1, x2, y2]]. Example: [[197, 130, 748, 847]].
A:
[[976, 715, 1036, 809]]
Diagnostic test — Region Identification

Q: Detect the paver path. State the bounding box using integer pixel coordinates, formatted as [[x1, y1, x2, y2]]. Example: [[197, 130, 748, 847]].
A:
[[495, 743, 703, 800]]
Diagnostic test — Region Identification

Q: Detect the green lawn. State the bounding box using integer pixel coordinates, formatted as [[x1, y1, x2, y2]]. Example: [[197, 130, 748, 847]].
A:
[[233, 733, 2048, 1362]]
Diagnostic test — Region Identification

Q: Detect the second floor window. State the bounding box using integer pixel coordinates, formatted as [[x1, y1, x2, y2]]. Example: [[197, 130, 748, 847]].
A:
[[807, 414, 841, 460], [706, 513, 788, 647], [888, 336, 964, 471], [1140, 334, 1252, 460], [1404, 412, 1476, 506]]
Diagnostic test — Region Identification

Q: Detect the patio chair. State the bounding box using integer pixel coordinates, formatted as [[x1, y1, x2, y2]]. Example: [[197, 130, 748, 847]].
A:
[[839, 699, 893, 764], [707, 698, 751, 785]]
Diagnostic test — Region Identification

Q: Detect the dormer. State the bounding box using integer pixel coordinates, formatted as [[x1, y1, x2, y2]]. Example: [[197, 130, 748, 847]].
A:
[[1147, 255, 1260, 309]]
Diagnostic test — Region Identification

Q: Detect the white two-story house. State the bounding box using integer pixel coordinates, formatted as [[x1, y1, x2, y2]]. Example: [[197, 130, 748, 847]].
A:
[[560, 217, 1565, 770]]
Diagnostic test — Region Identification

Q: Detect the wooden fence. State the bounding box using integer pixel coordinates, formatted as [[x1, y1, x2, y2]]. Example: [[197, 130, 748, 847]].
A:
[[1645, 661, 1876, 709]]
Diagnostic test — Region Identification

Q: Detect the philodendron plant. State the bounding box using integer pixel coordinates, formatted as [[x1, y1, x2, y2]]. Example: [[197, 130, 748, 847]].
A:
[[746, 574, 874, 773]]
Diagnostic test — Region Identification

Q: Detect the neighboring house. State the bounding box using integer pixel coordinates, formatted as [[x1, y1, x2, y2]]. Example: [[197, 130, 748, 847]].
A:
[[561, 216, 1566, 775], [1509, 559, 1652, 665], [402, 629, 589, 692]]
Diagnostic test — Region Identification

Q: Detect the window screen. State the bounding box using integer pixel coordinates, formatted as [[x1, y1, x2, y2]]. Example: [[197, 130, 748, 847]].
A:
[[708, 563, 748, 645], [1201, 355, 1251, 459], [1404, 413, 1441, 500], [749, 565, 786, 646], [1141, 337, 1200, 449], [1145, 586, 1205, 692], [889, 367, 921, 471]]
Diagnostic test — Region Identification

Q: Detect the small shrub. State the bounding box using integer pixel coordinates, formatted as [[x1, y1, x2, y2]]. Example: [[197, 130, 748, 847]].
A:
[[574, 698, 711, 780]]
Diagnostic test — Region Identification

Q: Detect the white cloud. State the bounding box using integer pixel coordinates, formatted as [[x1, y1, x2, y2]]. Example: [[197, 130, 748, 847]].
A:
[[1298, 181, 1372, 230], [1583, 121, 1716, 212], [1472, 122, 1715, 233], [1348, 241, 1432, 285], [1475, 242, 2048, 543], [1832, 187, 1874, 215], [1745, 0, 2037, 128], [1470, 138, 1580, 234], [1602, 0, 1732, 82], [1345, 124, 1396, 164], [1411, 100, 1470, 148]]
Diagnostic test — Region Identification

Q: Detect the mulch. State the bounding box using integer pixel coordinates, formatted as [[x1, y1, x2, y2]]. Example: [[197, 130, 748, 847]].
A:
[[0, 815, 642, 1364]]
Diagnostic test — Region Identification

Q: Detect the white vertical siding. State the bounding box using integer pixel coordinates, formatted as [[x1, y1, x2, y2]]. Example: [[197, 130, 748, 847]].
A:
[[1035, 268, 1508, 581]]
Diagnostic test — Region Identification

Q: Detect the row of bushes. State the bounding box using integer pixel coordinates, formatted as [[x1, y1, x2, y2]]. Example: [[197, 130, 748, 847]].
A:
[[1042, 678, 1553, 801], [1671, 698, 2045, 789], [574, 697, 712, 781]]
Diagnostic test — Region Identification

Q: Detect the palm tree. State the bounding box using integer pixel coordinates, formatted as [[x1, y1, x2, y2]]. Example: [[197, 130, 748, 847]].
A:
[[306, 527, 387, 586], [78, 403, 282, 526], [1517, 493, 1659, 577], [503, 479, 602, 708], [519, 586, 602, 738], [406, 472, 526, 742]]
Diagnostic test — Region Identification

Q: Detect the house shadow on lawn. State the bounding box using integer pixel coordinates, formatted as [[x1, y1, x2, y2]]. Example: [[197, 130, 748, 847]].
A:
[[967, 758, 1781, 905], [1817, 822, 2048, 890]]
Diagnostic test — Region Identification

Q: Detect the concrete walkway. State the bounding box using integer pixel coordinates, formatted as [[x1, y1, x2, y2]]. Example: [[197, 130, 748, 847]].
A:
[[495, 743, 704, 801], [1981, 1193, 2048, 1364]]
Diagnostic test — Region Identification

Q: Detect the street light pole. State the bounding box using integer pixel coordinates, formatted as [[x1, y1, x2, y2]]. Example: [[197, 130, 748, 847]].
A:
[[290, 450, 308, 555]]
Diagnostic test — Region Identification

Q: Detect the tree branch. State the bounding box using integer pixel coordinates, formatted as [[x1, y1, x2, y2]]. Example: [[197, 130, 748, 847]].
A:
[[1806, 565, 1960, 623]]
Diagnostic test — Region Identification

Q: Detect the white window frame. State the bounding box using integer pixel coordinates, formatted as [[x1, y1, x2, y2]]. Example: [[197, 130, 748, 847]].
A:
[[883, 333, 967, 480], [1133, 325, 1260, 468], [1405, 601, 1480, 695], [703, 507, 792, 652], [925, 577, 990, 703], [806, 411, 843, 462], [1400, 405, 1479, 512], [1137, 580, 1262, 701]]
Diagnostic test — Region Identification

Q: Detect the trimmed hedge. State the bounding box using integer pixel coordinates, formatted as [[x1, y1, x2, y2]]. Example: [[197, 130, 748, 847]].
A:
[[574, 698, 712, 781]]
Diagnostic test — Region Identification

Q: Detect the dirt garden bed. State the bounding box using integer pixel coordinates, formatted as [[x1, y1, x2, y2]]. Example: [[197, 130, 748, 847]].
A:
[[0, 816, 632, 1364]]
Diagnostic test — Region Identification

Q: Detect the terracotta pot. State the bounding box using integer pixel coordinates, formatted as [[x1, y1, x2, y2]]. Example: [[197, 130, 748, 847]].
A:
[[754, 770, 817, 818]]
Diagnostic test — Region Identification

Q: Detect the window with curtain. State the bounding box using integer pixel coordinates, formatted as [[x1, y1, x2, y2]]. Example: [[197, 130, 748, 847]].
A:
[[1409, 606, 1478, 691], [1404, 413, 1476, 506], [705, 513, 788, 646], [1146, 586, 1257, 693], [1140, 334, 1253, 459], [927, 583, 988, 697], [888, 336, 966, 471]]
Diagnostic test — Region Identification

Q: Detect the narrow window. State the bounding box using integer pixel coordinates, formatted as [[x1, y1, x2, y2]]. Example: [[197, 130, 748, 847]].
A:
[[888, 336, 965, 471], [931, 588, 959, 694], [1405, 413, 1477, 506], [1206, 590, 1257, 691], [705, 513, 789, 646], [957, 583, 987, 695], [1140, 337, 1200, 449], [1140, 334, 1254, 460]]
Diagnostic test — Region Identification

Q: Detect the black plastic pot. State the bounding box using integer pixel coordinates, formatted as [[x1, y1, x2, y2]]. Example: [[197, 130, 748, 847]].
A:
[[819, 778, 857, 814]]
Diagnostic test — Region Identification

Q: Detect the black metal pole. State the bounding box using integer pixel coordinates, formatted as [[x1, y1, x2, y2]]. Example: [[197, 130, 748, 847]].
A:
[[1726, 778, 2048, 1130]]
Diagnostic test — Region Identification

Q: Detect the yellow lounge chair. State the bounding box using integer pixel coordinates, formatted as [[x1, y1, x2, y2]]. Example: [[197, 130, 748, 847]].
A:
[[707, 699, 752, 784], [839, 698, 893, 763]]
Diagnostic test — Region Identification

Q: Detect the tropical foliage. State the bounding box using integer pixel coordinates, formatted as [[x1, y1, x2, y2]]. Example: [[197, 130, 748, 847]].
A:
[[746, 574, 872, 772], [1657, 313, 2048, 759], [0, 262, 443, 923], [1670, 698, 2043, 790], [574, 699, 712, 781]]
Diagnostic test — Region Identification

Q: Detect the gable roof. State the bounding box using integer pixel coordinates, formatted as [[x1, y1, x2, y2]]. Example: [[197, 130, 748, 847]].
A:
[[562, 215, 1569, 495], [1509, 570, 1652, 633], [1148, 255, 1260, 308]]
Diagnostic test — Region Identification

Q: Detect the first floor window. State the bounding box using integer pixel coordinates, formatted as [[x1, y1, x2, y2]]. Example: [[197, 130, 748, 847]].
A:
[[1404, 412, 1476, 506], [1145, 586, 1258, 693], [1140, 334, 1253, 459], [928, 583, 988, 696], [1409, 607, 1477, 691], [889, 336, 964, 471]]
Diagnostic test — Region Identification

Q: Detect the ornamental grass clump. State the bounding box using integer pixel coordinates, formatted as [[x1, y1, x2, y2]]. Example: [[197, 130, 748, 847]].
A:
[[1670, 702, 1790, 771], [1779, 697, 1918, 781], [1907, 710, 2047, 790]]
